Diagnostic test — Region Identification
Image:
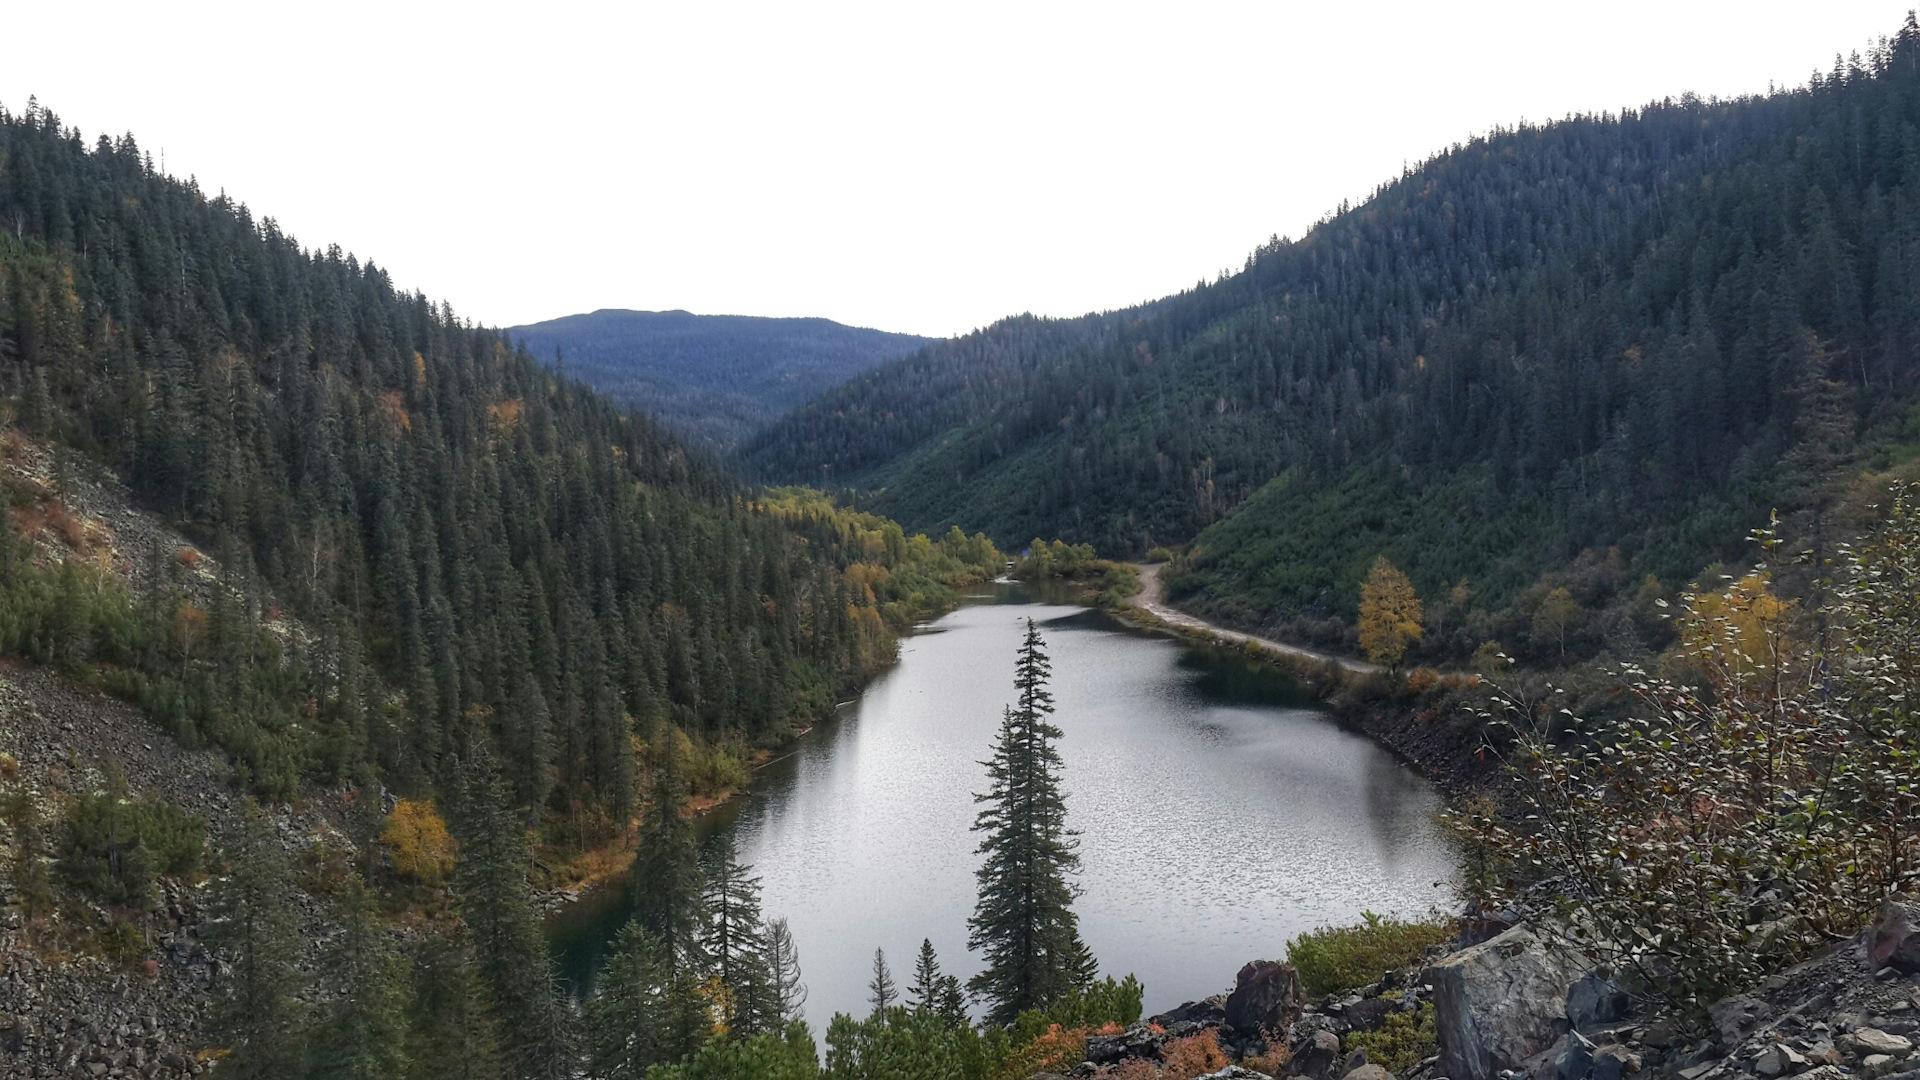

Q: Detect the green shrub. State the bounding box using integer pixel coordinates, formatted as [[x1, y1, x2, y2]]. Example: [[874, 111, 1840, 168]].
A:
[[58, 767, 205, 907], [1344, 1002, 1437, 1073], [1285, 912, 1455, 997]]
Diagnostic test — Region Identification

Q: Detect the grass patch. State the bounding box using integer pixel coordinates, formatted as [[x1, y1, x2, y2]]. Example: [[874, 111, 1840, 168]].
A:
[[1285, 911, 1456, 997]]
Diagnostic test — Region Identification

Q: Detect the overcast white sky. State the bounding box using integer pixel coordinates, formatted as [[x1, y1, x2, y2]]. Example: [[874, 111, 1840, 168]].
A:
[[5, 2, 1912, 338]]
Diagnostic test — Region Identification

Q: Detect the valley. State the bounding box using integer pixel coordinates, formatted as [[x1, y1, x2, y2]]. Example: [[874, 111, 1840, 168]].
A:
[[4, 14, 1920, 1080]]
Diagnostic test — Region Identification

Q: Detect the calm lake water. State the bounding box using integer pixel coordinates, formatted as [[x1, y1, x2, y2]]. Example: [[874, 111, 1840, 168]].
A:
[[547, 582, 1459, 1024]]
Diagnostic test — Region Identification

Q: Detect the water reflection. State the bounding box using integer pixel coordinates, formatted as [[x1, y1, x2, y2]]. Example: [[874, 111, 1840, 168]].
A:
[[547, 582, 1458, 1023]]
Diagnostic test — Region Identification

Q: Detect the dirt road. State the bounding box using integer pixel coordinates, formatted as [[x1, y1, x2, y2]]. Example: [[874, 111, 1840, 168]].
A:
[[1128, 563, 1379, 675]]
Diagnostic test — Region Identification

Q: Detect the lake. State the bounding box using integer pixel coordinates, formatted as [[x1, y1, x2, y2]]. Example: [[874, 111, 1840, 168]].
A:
[[547, 581, 1459, 1024]]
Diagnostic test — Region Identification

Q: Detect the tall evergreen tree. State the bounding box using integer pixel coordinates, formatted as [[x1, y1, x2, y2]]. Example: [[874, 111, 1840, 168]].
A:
[[701, 833, 775, 1036], [309, 876, 411, 1080], [764, 917, 808, 1025], [906, 938, 968, 1029], [967, 619, 1094, 1025], [586, 921, 684, 1080], [631, 727, 704, 968], [866, 948, 896, 1018], [205, 802, 308, 1079], [450, 747, 575, 1079], [407, 928, 503, 1080]]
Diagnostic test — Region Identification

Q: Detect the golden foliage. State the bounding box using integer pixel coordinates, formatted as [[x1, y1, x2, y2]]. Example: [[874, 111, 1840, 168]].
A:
[[1357, 556, 1423, 669], [381, 798, 457, 885], [380, 389, 412, 433], [487, 398, 525, 433], [1680, 571, 1796, 694]]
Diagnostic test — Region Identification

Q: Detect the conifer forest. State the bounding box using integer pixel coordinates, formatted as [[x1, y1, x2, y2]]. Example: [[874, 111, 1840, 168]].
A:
[[6, 11, 1920, 1080]]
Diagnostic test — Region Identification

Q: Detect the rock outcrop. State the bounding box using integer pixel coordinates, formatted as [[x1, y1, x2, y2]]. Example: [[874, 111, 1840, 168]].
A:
[[1225, 960, 1302, 1034], [1430, 923, 1594, 1080]]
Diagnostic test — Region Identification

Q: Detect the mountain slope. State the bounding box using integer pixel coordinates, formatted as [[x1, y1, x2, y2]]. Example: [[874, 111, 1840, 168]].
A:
[[508, 308, 932, 446], [744, 25, 1920, 659], [0, 99, 949, 816]]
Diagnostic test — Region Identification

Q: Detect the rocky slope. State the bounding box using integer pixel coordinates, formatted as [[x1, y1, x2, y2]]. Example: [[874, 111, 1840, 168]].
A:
[[1041, 903, 1920, 1080]]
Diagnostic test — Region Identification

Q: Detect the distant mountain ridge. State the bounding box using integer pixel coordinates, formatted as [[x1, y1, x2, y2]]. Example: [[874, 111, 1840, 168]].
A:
[[741, 24, 1920, 667], [509, 308, 934, 447]]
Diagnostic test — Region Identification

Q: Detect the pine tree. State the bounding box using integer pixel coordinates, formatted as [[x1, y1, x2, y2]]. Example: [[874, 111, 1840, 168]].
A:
[[309, 875, 411, 1080], [967, 619, 1095, 1025], [906, 938, 968, 1029], [586, 921, 677, 1080], [451, 747, 575, 1079], [701, 832, 775, 1035], [867, 948, 896, 1017], [407, 928, 503, 1080], [632, 725, 704, 967], [764, 917, 808, 1025], [205, 802, 308, 1079]]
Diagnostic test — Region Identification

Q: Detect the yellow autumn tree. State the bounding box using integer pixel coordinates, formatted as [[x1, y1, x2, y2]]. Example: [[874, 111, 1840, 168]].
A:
[[1680, 571, 1797, 696], [380, 798, 457, 885], [1358, 556, 1423, 670]]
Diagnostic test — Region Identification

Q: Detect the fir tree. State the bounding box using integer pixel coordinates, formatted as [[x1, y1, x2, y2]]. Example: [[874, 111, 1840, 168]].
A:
[[867, 948, 896, 1018], [764, 917, 808, 1024], [309, 876, 411, 1080], [907, 938, 968, 1030], [701, 833, 774, 1035], [205, 802, 308, 1079], [967, 619, 1094, 1025], [451, 747, 575, 1079], [632, 726, 706, 969]]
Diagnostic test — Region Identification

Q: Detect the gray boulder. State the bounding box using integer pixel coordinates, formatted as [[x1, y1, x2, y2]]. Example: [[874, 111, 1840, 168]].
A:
[[1290, 1028, 1345, 1080], [1566, 973, 1629, 1029], [1226, 960, 1302, 1034], [1431, 924, 1594, 1080], [1558, 1030, 1598, 1080], [1153, 994, 1229, 1027], [1868, 901, 1920, 976], [1344, 997, 1401, 1032]]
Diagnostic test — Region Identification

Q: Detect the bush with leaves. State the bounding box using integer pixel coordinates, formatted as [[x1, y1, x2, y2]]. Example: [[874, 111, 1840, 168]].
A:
[[1463, 503, 1920, 1009], [1286, 912, 1455, 997], [57, 766, 204, 907], [1344, 1000, 1437, 1073]]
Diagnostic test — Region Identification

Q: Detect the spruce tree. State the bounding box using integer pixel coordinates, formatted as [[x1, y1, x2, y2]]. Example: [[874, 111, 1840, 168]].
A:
[[451, 747, 575, 1079], [309, 875, 411, 1080], [407, 927, 504, 1080], [867, 948, 896, 1017], [205, 802, 308, 1079], [631, 725, 704, 966], [906, 938, 967, 1029], [907, 939, 942, 1014], [0, 785, 52, 921], [967, 619, 1095, 1025], [700, 833, 774, 1036], [586, 921, 675, 1080], [764, 917, 808, 1024]]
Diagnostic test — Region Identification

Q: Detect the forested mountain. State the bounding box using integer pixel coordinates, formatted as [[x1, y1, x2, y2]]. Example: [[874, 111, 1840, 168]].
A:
[[743, 22, 1920, 657], [0, 97, 980, 817], [508, 308, 931, 447], [0, 96, 1019, 1077]]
